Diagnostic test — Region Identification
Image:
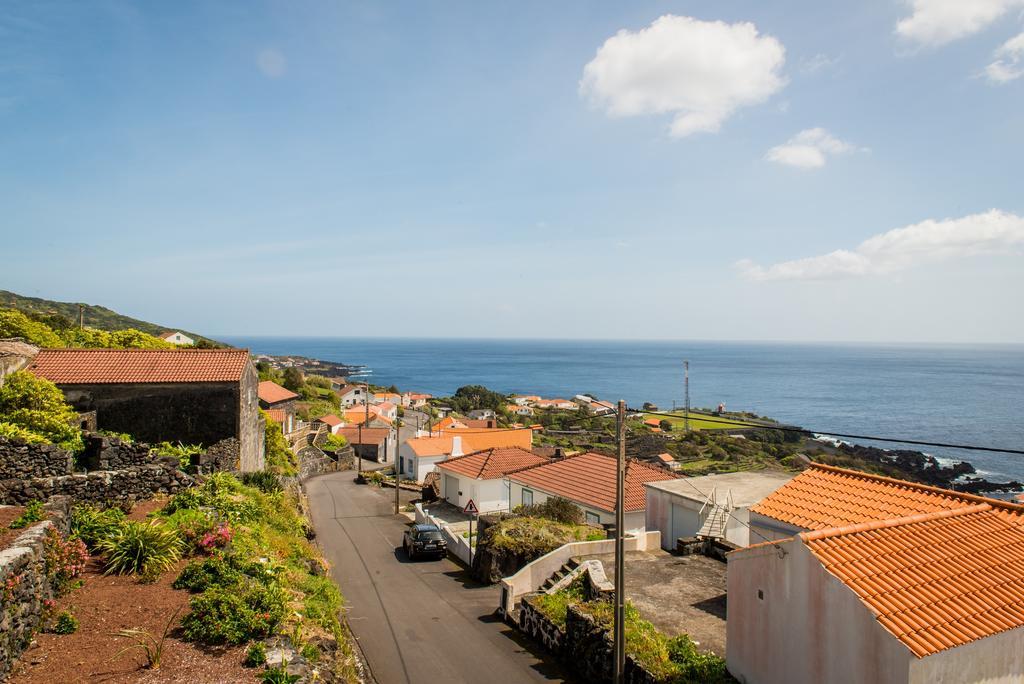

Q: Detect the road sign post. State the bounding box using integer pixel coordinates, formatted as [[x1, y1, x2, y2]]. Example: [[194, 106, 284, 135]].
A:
[[464, 499, 479, 567]]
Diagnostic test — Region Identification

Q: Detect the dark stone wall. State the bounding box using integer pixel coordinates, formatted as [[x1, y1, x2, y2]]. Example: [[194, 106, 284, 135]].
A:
[[0, 459, 193, 505], [80, 433, 155, 470], [195, 437, 240, 473], [60, 382, 239, 447], [0, 497, 72, 680], [0, 437, 72, 480]]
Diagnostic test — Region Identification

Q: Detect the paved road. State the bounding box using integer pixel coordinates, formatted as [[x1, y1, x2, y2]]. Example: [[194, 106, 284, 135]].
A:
[[306, 470, 566, 684]]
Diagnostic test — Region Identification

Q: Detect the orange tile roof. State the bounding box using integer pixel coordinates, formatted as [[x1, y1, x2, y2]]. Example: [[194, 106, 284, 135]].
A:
[[406, 428, 532, 457], [338, 426, 390, 446], [508, 451, 677, 513], [318, 414, 342, 427], [751, 463, 995, 531], [437, 447, 549, 480], [258, 380, 299, 404], [802, 504, 1024, 658], [28, 348, 250, 384], [264, 409, 287, 424]]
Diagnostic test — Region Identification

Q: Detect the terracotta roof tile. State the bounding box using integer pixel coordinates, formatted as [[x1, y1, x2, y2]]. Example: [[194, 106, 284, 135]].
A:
[[338, 426, 390, 446], [802, 504, 1024, 658], [406, 428, 532, 457], [28, 348, 250, 384], [258, 380, 299, 404], [437, 447, 549, 480], [317, 414, 342, 427], [264, 409, 287, 424], [750, 463, 1013, 531], [507, 451, 678, 513]]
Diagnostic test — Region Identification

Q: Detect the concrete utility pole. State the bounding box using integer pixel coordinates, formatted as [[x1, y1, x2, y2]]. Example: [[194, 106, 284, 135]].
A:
[[394, 416, 401, 515], [78, 304, 84, 329], [684, 360, 691, 433], [614, 400, 626, 684]]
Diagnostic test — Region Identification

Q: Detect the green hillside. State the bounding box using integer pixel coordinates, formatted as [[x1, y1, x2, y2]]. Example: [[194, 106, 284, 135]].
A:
[[0, 289, 211, 343]]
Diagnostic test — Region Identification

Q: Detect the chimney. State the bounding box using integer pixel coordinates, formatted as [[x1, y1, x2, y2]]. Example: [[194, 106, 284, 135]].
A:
[[553, 447, 563, 460], [452, 435, 463, 457]]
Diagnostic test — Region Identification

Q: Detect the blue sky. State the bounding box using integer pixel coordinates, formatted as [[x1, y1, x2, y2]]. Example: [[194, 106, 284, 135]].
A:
[[2, 1, 1022, 342]]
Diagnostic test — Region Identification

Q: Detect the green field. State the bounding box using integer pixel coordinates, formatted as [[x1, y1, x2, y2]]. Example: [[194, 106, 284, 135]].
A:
[[642, 411, 753, 432]]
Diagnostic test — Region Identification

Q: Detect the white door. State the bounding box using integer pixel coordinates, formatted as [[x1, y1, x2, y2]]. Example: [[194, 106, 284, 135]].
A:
[[445, 474, 460, 506]]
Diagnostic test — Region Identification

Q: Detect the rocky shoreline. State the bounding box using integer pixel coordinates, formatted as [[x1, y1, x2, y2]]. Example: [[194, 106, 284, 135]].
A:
[[254, 353, 364, 379], [822, 440, 1024, 495]]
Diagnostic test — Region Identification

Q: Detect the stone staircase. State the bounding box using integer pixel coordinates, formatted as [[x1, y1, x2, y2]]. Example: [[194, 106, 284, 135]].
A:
[[540, 558, 581, 592]]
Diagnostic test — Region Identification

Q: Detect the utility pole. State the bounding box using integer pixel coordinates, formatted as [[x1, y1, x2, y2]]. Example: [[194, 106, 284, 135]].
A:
[[614, 400, 626, 684], [78, 304, 84, 329], [684, 360, 691, 433], [394, 415, 401, 514]]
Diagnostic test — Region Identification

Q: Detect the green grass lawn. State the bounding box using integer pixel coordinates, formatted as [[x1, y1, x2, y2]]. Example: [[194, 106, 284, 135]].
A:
[[643, 411, 751, 431]]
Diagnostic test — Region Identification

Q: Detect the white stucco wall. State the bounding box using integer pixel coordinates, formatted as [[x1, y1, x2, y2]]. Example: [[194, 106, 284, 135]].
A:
[[646, 488, 756, 549], [439, 473, 509, 513], [727, 539, 913, 684], [508, 482, 645, 532], [748, 511, 806, 544], [909, 624, 1024, 684]]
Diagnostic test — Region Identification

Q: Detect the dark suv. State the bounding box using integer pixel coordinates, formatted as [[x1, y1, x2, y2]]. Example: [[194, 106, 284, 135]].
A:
[[403, 524, 447, 560]]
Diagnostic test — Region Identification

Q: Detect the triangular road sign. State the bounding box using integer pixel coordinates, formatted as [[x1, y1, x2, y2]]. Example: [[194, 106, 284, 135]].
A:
[[463, 499, 479, 515]]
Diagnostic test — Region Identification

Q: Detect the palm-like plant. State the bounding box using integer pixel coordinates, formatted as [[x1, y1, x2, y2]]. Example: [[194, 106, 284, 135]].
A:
[[98, 520, 182, 576]]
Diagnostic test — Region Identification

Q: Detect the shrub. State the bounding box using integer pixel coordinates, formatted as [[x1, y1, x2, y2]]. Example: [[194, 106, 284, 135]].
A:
[[262, 665, 300, 684], [321, 433, 348, 452], [0, 309, 63, 347], [180, 583, 287, 645], [172, 551, 274, 594], [241, 471, 283, 494], [98, 520, 182, 576], [0, 371, 83, 451], [70, 504, 127, 549], [531, 577, 586, 627], [197, 522, 233, 553], [0, 422, 46, 444], [9, 500, 45, 529], [163, 508, 217, 554], [244, 641, 268, 667], [151, 441, 205, 469], [512, 496, 585, 525], [659, 420, 673, 432], [262, 412, 296, 476], [51, 609, 79, 634], [43, 528, 89, 594]]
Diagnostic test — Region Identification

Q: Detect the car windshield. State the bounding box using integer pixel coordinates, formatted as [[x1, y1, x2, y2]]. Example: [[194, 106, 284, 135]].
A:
[[418, 530, 443, 541]]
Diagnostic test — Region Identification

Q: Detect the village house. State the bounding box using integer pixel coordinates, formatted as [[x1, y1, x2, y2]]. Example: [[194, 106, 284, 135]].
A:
[[341, 406, 392, 428], [466, 408, 495, 420], [511, 395, 540, 406], [258, 380, 299, 434], [399, 428, 533, 482], [28, 348, 264, 471], [334, 383, 368, 407], [506, 451, 677, 532], [435, 447, 549, 513], [644, 470, 793, 550], [532, 398, 578, 411], [406, 392, 432, 408], [159, 331, 194, 346], [373, 401, 398, 421], [315, 413, 344, 435], [727, 463, 1024, 684], [338, 426, 395, 463], [506, 403, 534, 417]]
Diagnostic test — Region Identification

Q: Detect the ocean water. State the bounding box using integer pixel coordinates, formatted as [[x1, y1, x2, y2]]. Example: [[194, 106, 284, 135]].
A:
[[224, 337, 1024, 482]]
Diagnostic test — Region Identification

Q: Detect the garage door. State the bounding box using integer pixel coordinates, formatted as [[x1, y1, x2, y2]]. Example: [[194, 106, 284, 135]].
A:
[[445, 474, 460, 506], [671, 502, 699, 547]]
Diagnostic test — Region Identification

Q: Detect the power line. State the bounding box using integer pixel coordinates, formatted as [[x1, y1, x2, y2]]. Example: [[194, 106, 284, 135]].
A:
[[630, 408, 1024, 456]]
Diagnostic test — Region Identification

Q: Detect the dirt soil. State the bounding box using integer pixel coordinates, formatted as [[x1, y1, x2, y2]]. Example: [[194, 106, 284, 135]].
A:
[[0, 505, 29, 550], [9, 506, 256, 684]]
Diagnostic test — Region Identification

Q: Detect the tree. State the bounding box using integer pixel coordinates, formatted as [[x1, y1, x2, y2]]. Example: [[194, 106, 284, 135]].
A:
[[447, 385, 507, 413], [659, 420, 673, 432], [282, 367, 304, 392], [0, 309, 62, 347], [0, 371, 83, 451]]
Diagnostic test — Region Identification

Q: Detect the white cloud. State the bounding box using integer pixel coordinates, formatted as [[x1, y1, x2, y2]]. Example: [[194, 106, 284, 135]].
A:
[[579, 15, 786, 137], [737, 210, 1024, 280], [895, 0, 1024, 47], [764, 128, 857, 169], [257, 48, 287, 78], [985, 31, 1024, 82]]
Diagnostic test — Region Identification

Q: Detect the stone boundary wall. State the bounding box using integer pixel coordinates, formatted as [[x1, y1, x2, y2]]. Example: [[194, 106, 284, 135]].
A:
[[81, 434, 155, 471], [194, 437, 240, 474], [0, 497, 72, 680], [0, 459, 194, 506], [519, 597, 564, 653], [0, 437, 73, 480], [296, 445, 341, 480]]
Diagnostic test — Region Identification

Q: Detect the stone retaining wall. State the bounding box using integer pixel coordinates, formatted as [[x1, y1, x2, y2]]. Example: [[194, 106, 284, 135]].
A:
[[563, 606, 658, 684], [519, 597, 564, 653], [80, 434, 155, 471], [0, 437, 73, 480], [0, 497, 72, 680], [0, 459, 193, 506], [194, 437, 240, 473]]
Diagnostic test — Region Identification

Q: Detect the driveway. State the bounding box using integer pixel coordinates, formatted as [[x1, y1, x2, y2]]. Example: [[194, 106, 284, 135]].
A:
[[305, 470, 565, 684]]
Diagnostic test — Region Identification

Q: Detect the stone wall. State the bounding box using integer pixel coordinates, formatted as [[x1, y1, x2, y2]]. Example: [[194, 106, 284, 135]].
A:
[[0, 497, 71, 680], [297, 445, 346, 480], [238, 363, 265, 473], [80, 433, 155, 470], [519, 597, 564, 653], [0, 437, 73, 480], [194, 437, 240, 473], [0, 459, 193, 506]]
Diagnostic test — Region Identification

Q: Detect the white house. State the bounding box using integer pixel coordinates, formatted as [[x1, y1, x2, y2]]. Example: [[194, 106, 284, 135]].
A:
[[159, 331, 194, 346], [316, 414, 344, 435], [467, 408, 495, 420], [335, 384, 367, 407], [644, 470, 793, 550], [506, 452, 677, 533], [435, 447, 549, 513], [373, 401, 398, 421], [400, 428, 534, 482]]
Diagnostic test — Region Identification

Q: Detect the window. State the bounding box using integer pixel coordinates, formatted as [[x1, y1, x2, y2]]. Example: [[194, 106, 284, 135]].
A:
[[585, 511, 601, 526], [522, 489, 533, 506]]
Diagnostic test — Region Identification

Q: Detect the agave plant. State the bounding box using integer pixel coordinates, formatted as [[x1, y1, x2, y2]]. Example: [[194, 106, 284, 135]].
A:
[[98, 520, 183, 576]]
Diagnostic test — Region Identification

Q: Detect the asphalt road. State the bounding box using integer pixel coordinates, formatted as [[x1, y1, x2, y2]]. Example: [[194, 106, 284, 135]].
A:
[[305, 470, 566, 684]]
